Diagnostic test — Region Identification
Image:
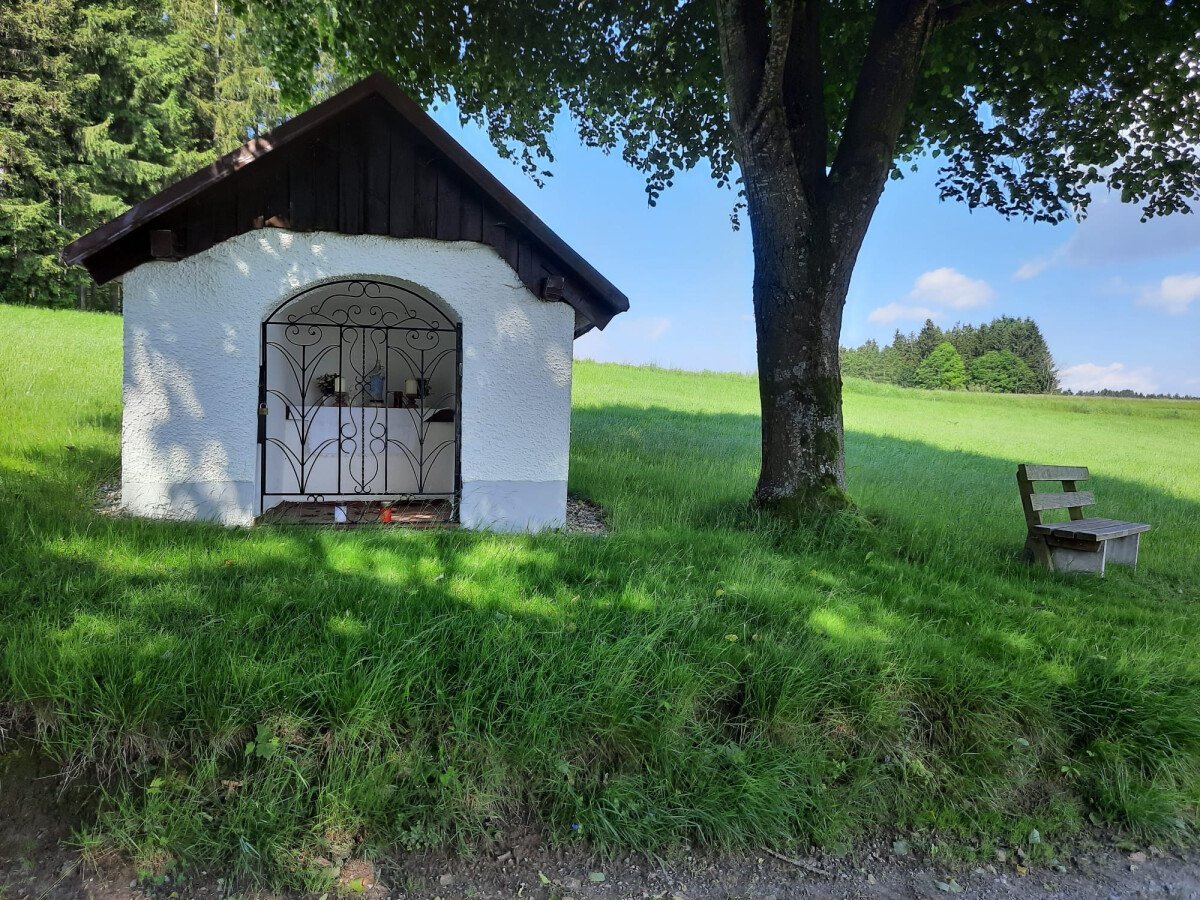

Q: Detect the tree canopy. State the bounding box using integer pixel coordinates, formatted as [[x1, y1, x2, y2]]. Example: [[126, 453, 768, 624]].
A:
[[969, 349, 1037, 394], [915, 340, 966, 390], [249, 0, 1200, 223]]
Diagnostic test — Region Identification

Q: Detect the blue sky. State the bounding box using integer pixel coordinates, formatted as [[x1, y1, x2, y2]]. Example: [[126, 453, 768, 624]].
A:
[[428, 108, 1200, 396]]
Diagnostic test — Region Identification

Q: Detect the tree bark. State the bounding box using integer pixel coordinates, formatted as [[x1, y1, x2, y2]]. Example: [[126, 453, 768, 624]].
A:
[[740, 140, 850, 513], [715, 0, 938, 515]]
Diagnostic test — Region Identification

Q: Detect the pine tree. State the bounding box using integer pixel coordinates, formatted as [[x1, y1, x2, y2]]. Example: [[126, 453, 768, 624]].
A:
[[0, 0, 90, 306], [913, 319, 945, 362], [166, 0, 285, 154], [888, 328, 920, 387], [973, 317, 1058, 392], [842, 316, 1060, 394], [945, 322, 979, 367], [0, 0, 283, 308], [840, 339, 888, 381]]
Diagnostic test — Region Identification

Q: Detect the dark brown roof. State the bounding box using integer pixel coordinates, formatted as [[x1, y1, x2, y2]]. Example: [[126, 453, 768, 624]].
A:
[[63, 73, 629, 332]]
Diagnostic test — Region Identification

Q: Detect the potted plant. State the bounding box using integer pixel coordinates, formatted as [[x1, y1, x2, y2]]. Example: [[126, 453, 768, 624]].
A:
[[316, 373, 348, 405]]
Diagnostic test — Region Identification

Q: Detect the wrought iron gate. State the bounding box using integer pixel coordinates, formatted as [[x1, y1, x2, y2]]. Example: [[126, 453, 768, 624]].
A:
[[258, 279, 461, 513]]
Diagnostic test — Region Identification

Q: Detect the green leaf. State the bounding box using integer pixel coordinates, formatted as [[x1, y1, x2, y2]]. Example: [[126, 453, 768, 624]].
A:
[[253, 723, 280, 759]]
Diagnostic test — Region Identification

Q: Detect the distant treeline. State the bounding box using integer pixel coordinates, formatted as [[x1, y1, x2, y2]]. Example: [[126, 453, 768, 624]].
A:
[[1064, 389, 1199, 401], [841, 316, 1058, 394]]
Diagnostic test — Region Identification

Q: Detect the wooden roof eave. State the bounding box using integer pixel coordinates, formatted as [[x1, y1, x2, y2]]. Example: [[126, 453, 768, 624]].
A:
[[62, 73, 629, 331]]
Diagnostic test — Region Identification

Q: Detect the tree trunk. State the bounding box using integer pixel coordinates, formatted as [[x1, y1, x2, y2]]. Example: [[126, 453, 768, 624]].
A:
[[715, 0, 939, 516], [742, 150, 850, 514], [749, 239, 849, 514]]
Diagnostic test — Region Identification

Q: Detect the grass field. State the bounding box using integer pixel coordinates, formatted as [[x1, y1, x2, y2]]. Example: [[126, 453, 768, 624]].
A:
[[1, 305, 1198, 888]]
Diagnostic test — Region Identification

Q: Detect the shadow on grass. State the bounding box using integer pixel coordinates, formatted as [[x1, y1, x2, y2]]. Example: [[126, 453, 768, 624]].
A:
[[571, 402, 1199, 578], [1, 402, 1198, 881]]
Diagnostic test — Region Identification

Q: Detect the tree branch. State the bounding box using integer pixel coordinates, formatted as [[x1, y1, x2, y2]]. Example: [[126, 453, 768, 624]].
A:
[[714, 0, 771, 141], [716, 0, 827, 199], [748, 0, 797, 135], [782, 0, 828, 203], [828, 0, 939, 260], [935, 0, 1023, 29]]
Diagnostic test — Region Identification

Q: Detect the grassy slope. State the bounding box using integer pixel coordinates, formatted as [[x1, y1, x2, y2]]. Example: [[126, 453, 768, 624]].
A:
[[1, 306, 1197, 887]]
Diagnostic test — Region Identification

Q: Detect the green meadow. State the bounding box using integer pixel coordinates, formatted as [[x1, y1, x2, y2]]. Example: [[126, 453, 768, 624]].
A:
[[1, 305, 1198, 888]]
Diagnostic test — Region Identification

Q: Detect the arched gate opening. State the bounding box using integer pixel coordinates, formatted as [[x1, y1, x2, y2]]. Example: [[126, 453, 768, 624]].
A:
[[258, 279, 461, 523]]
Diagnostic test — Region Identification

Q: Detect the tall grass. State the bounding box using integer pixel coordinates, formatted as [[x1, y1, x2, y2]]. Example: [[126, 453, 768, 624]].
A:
[[1, 306, 1197, 888]]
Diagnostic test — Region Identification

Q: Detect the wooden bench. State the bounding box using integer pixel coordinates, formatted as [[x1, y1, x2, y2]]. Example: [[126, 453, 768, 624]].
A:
[[1016, 464, 1150, 576]]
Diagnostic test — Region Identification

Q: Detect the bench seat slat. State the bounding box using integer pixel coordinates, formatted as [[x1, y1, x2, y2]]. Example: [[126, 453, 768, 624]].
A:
[[1028, 490, 1095, 511], [1019, 464, 1090, 482], [1032, 517, 1152, 540]]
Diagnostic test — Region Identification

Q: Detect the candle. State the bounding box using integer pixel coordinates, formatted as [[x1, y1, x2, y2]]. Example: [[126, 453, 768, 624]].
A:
[[334, 375, 343, 393], [404, 378, 418, 396]]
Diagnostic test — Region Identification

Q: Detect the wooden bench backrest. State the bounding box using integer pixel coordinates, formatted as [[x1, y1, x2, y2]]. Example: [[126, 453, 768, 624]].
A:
[[1016, 464, 1094, 528]]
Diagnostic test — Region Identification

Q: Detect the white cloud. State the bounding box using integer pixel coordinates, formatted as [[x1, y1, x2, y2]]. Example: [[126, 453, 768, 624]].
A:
[[1138, 273, 1200, 315], [867, 303, 939, 325], [867, 267, 994, 325], [1013, 258, 1052, 281], [1012, 245, 1069, 281], [908, 267, 995, 309], [1059, 362, 1159, 394], [1007, 189, 1200, 281]]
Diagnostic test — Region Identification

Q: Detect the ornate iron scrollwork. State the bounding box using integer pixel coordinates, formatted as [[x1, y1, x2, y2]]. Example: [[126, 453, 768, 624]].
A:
[[259, 279, 460, 511]]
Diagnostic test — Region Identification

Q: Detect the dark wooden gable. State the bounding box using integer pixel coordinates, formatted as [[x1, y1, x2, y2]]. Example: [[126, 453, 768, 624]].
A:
[[63, 75, 628, 332]]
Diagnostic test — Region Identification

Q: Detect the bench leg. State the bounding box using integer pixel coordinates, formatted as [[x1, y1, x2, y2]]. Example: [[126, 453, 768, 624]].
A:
[[1105, 534, 1141, 569], [1049, 540, 1107, 576], [1024, 534, 1055, 570]]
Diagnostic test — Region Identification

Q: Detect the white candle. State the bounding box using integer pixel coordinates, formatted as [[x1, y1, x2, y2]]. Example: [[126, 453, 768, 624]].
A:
[[404, 378, 418, 395]]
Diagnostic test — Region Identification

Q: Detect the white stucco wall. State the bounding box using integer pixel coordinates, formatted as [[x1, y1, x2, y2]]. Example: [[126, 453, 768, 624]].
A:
[[121, 230, 575, 531]]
